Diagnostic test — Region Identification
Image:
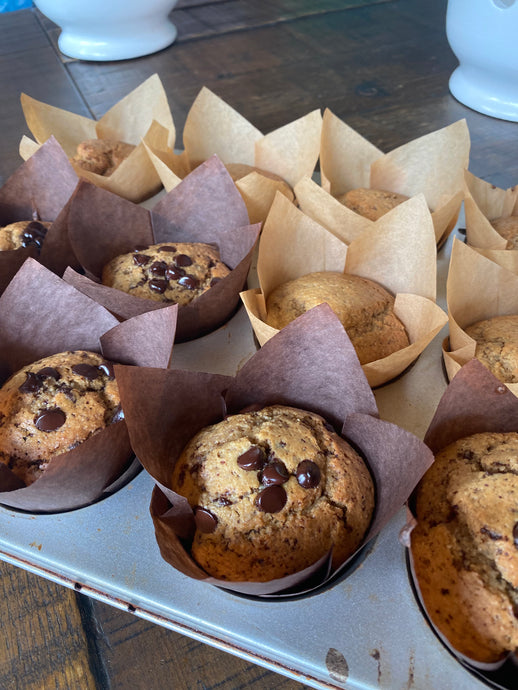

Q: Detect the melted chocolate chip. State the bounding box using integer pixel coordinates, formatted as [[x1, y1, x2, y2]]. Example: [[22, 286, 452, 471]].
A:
[[175, 254, 193, 267], [194, 507, 218, 533], [72, 363, 102, 380], [21, 221, 48, 248], [98, 361, 115, 379], [133, 253, 151, 266], [34, 408, 66, 432], [19, 372, 43, 394], [513, 522, 518, 548], [296, 460, 321, 489], [165, 265, 185, 281], [256, 485, 287, 513], [37, 367, 60, 380], [158, 245, 176, 253], [178, 275, 199, 290], [149, 278, 168, 293], [237, 446, 265, 471], [514, 604, 518, 620], [261, 460, 289, 486], [217, 495, 233, 506], [149, 261, 168, 277]]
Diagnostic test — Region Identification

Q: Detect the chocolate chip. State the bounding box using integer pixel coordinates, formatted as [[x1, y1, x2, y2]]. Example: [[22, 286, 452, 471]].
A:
[[178, 275, 199, 290], [256, 485, 287, 513], [21, 221, 48, 248], [37, 367, 60, 380], [513, 522, 518, 548], [158, 245, 176, 253], [19, 372, 43, 394], [133, 253, 151, 266], [149, 261, 168, 277], [165, 265, 185, 281], [34, 408, 66, 432], [72, 363, 102, 380], [217, 495, 233, 506], [194, 507, 218, 533], [149, 278, 168, 293], [175, 254, 193, 267], [261, 460, 289, 486], [98, 361, 115, 379], [237, 446, 265, 471], [296, 460, 321, 489]]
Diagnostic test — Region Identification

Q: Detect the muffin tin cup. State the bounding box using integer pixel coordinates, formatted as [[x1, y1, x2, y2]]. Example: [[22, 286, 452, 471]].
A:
[[442, 238, 518, 395], [317, 111, 469, 247], [402, 358, 518, 678], [115, 304, 434, 596], [241, 191, 447, 388], [0, 258, 177, 513], [62, 156, 260, 342]]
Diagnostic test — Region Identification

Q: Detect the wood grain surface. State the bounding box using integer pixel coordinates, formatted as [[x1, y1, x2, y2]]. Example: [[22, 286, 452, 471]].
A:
[[0, 0, 517, 687]]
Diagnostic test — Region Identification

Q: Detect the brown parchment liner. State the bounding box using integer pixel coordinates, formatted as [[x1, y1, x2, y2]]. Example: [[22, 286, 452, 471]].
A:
[[401, 359, 518, 674], [145, 86, 322, 224], [241, 192, 448, 388], [114, 304, 434, 596], [319, 110, 470, 246], [463, 170, 518, 275], [442, 238, 518, 397], [19, 74, 175, 204], [0, 258, 178, 513], [62, 156, 260, 342], [0, 136, 80, 289]]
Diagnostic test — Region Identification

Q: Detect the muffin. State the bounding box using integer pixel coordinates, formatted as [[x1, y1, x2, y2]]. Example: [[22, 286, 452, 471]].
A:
[[336, 188, 410, 221], [265, 271, 409, 365], [464, 315, 518, 383], [71, 138, 136, 176], [490, 216, 518, 250], [101, 242, 230, 306], [0, 350, 122, 485], [171, 404, 375, 582], [411, 432, 518, 663], [0, 220, 51, 251]]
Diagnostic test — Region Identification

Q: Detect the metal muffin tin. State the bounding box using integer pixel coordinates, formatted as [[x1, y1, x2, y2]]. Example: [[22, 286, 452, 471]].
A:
[[0, 225, 503, 689]]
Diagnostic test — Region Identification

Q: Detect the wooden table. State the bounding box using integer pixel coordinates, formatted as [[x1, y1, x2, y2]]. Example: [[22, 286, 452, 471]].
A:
[[0, 1, 516, 688]]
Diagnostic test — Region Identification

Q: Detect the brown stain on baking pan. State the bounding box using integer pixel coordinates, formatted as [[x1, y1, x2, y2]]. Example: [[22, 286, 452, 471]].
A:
[[325, 648, 349, 683]]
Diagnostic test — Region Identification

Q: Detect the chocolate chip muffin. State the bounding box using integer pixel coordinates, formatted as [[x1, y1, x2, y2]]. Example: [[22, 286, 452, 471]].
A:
[[171, 404, 375, 582], [336, 188, 410, 221], [102, 242, 230, 306], [265, 271, 409, 365], [0, 350, 122, 485], [0, 220, 51, 251], [411, 432, 518, 663], [71, 138, 136, 176], [490, 216, 518, 250], [464, 314, 518, 383]]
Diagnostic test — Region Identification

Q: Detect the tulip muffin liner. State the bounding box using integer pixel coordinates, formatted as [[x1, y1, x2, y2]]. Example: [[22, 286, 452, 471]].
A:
[[402, 359, 518, 679], [115, 304, 434, 596], [442, 238, 518, 396], [0, 136, 79, 289], [61, 155, 260, 341], [317, 111, 470, 246], [19, 74, 175, 203], [145, 86, 322, 224], [241, 191, 447, 388], [0, 258, 177, 513]]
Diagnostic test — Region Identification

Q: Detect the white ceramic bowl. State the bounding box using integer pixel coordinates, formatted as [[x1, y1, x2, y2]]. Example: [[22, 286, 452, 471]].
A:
[[33, 0, 179, 61], [446, 0, 518, 121]]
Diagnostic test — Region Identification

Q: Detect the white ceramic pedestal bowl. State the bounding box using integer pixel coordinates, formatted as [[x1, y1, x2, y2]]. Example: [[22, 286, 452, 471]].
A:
[[446, 0, 518, 121], [33, 0, 179, 61]]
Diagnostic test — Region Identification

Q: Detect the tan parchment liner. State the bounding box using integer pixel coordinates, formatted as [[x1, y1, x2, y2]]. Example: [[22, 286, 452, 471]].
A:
[[0, 258, 177, 513], [62, 156, 260, 342], [145, 86, 322, 224], [0, 137, 79, 288], [464, 170, 518, 275], [19, 74, 175, 203], [402, 359, 518, 672], [318, 111, 469, 246], [241, 192, 447, 388], [443, 238, 518, 396], [115, 304, 434, 596]]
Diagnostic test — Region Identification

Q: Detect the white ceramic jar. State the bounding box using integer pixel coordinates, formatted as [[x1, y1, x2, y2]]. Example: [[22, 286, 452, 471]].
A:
[[446, 0, 518, 121], [33, 0, 179, 61]]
